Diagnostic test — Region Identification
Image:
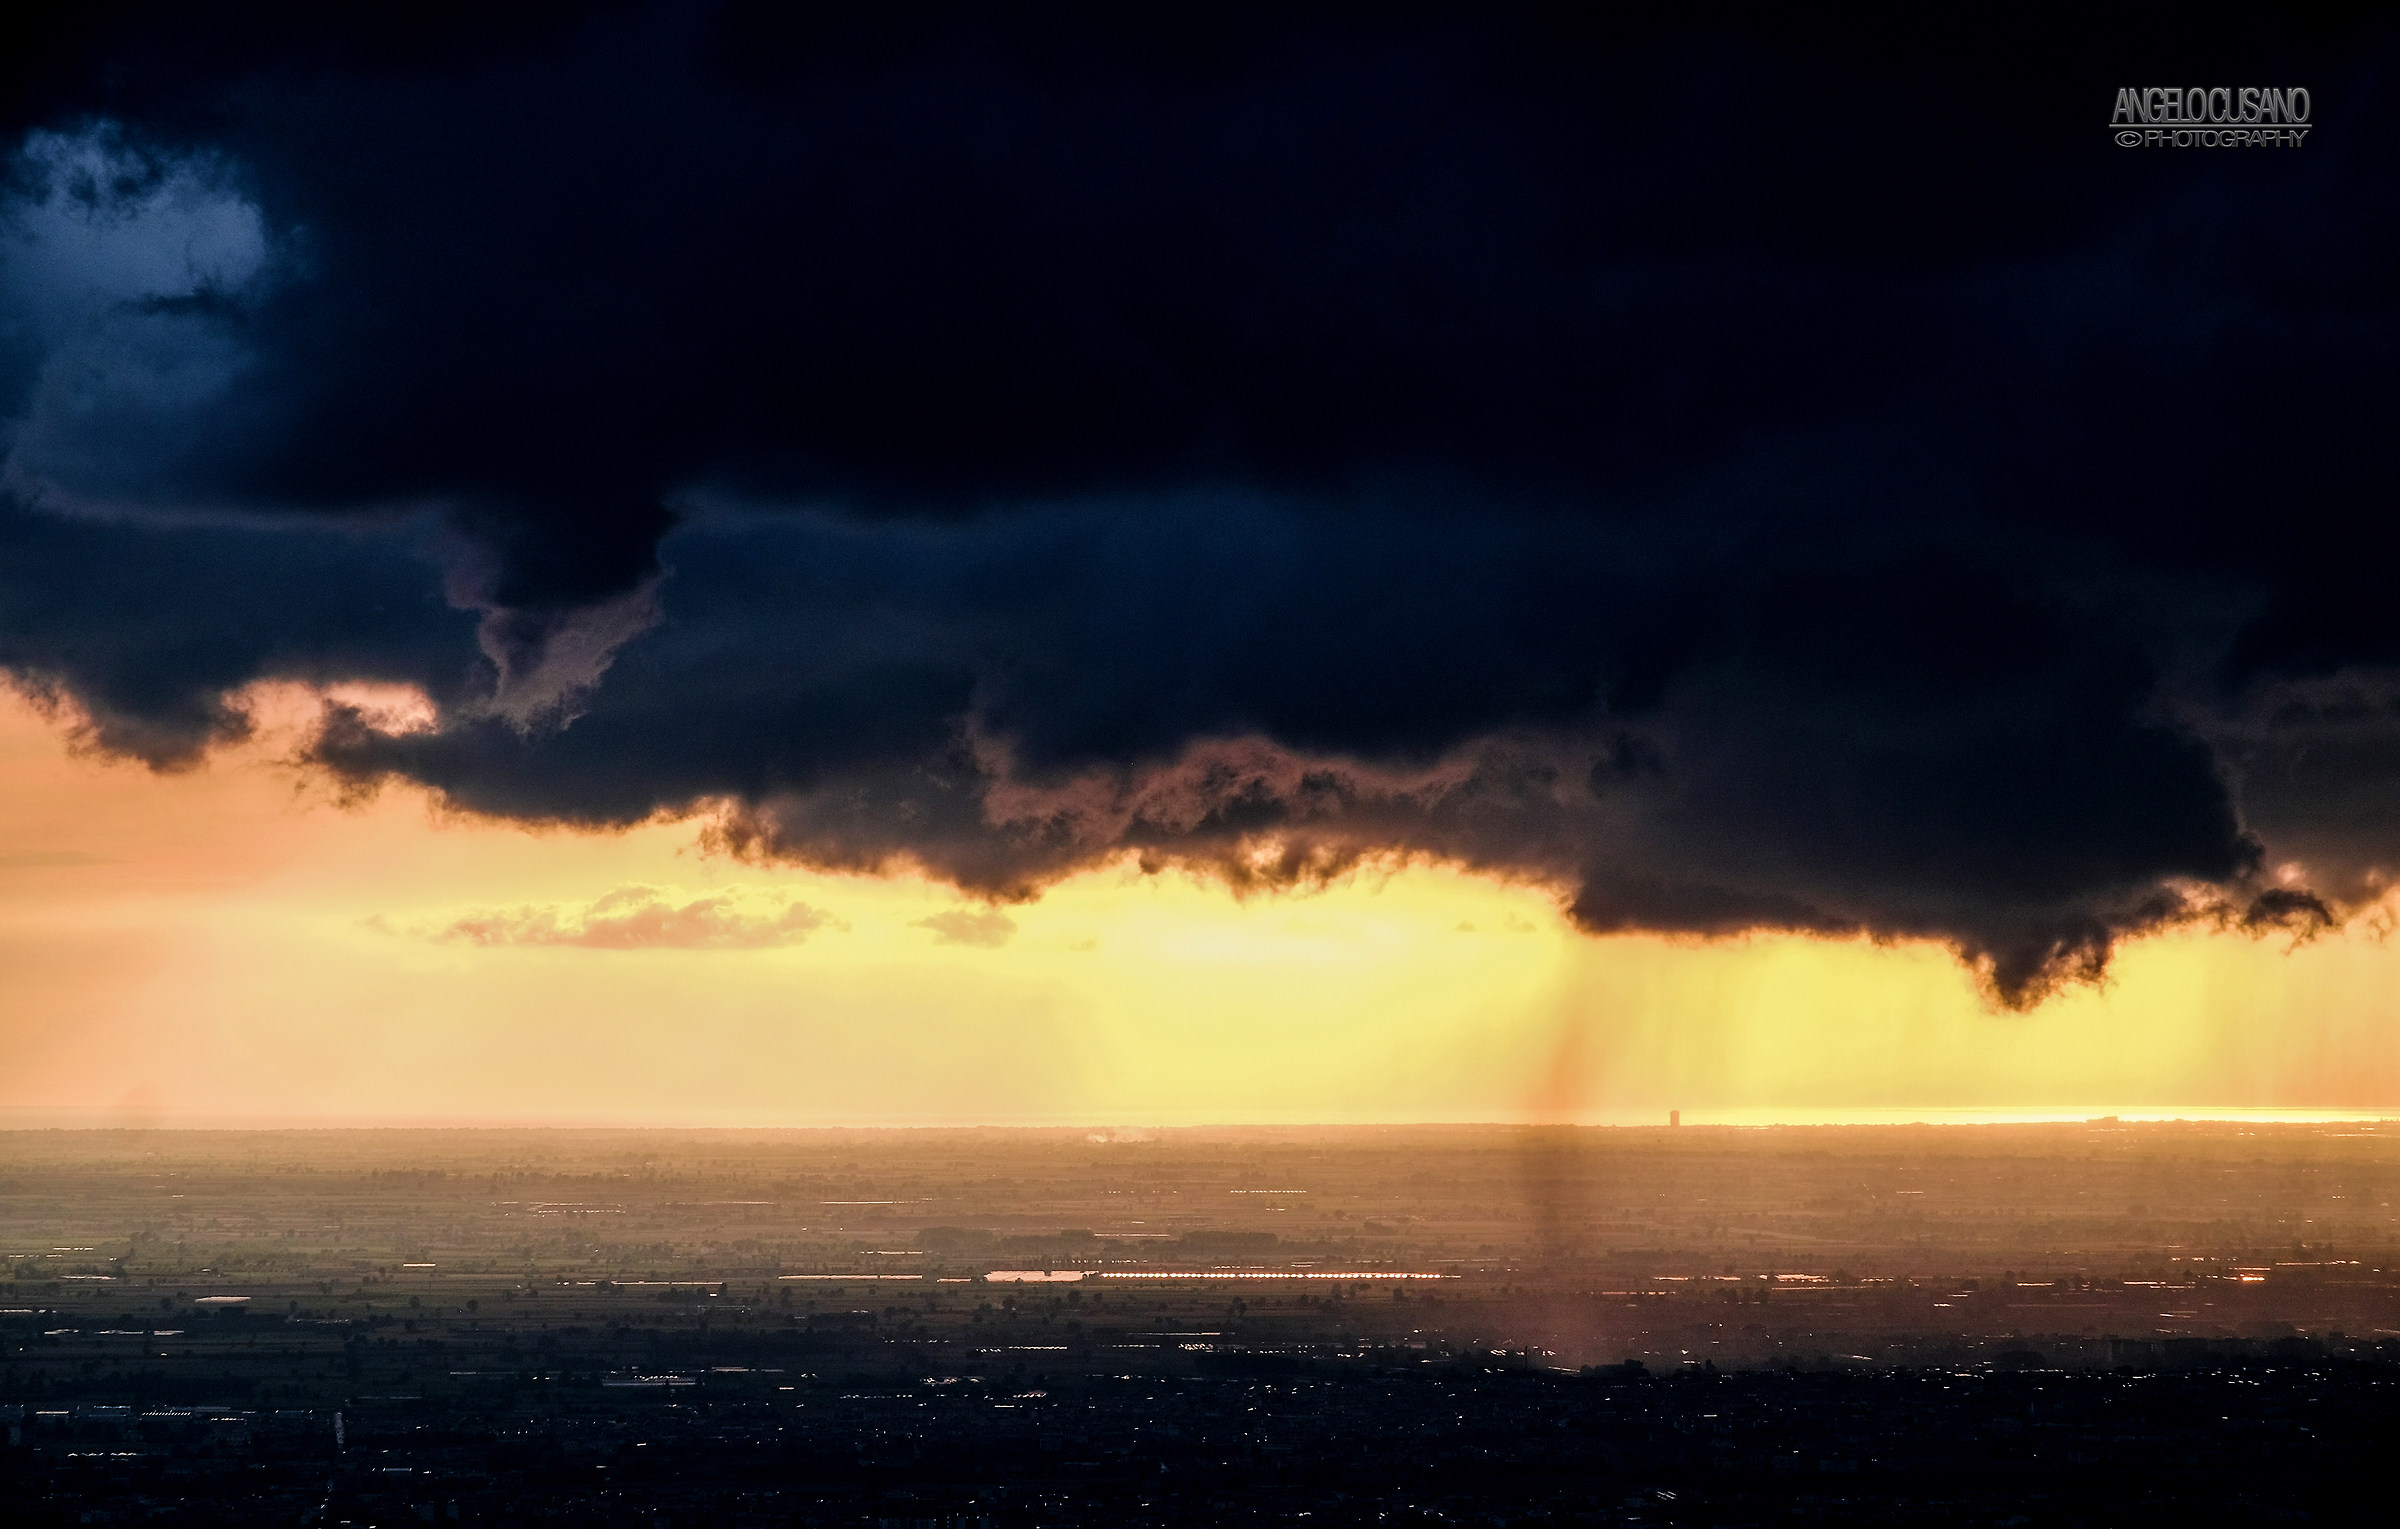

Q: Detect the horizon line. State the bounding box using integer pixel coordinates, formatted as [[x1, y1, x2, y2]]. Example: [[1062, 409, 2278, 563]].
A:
[[1, 1105, 2396, 1133]]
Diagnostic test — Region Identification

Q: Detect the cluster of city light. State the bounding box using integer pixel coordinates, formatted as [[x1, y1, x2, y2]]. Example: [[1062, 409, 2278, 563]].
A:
[[1096, 1271, 1451, 1281], [983, 1271, 1086, 1282], [779, 1273, 926, 1281]]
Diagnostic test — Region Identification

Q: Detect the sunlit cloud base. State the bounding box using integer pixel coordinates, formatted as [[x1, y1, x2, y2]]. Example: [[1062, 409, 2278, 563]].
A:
[[3, 687, 2396, 1128]]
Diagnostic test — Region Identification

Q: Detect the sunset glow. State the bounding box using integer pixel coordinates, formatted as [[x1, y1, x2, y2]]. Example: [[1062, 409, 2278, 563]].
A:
[[7, 686, 2394, 1128]]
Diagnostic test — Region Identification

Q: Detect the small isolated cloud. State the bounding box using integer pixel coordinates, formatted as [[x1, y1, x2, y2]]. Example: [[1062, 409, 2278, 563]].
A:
[[428, 886, 834, 950], [913, 906, 1018, 949], [1456, 912, 1536, 934]]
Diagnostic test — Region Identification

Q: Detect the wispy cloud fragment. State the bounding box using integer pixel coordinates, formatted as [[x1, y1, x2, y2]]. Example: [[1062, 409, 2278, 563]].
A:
[[912, 906, 1017, 949], [421, 885, 835, 950]]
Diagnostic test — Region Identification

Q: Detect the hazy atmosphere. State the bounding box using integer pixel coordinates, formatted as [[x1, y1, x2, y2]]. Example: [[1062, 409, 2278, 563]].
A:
[[6, 684, 2400, 1126], [7, 9, 2400, 1526], [0, 5, 2394, 1136]]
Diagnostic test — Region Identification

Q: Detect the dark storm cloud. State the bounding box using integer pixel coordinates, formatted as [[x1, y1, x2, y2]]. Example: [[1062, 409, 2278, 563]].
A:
[[1, 2, 2395, 1002], [0, 497, 471, 764]]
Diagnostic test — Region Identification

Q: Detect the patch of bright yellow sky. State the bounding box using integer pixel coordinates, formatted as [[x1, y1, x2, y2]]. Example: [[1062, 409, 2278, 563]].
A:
[[1, 683, 2395, 1127]]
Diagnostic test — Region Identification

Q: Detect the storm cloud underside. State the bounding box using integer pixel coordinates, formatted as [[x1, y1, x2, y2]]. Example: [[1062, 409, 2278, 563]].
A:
[[2, 4, 2395, 1002]]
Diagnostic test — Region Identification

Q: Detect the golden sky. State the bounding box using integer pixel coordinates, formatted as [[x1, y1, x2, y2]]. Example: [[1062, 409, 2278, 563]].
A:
[[2, 682, 2395, 1127]]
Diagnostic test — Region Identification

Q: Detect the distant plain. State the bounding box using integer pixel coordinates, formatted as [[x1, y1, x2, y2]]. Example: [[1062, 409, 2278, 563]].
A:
[[7, 1121, 2396, 1379]]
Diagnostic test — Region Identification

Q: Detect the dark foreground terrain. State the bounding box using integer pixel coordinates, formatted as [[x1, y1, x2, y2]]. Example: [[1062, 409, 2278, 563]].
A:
[[5, 1121, 2397, 1524]]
